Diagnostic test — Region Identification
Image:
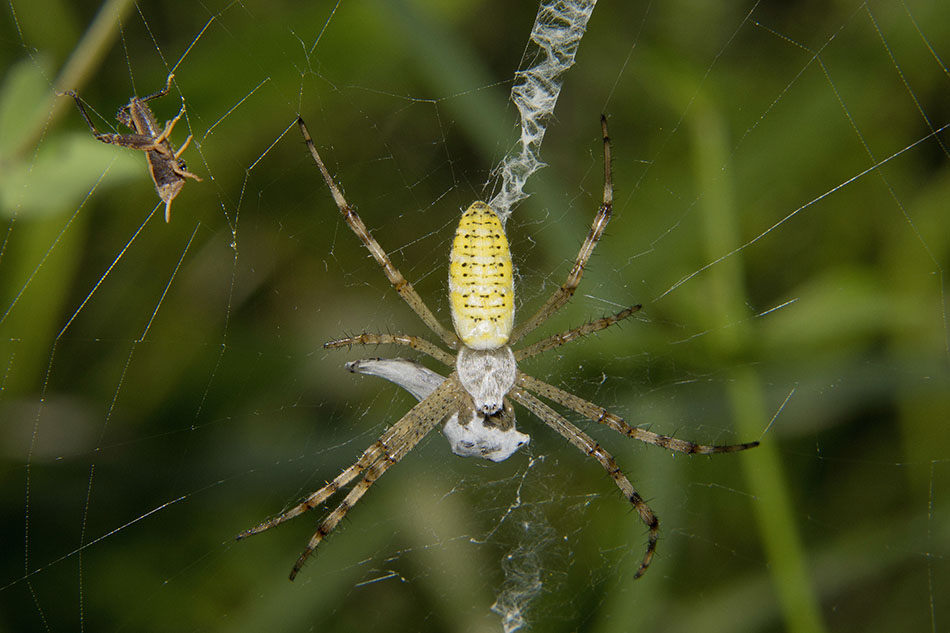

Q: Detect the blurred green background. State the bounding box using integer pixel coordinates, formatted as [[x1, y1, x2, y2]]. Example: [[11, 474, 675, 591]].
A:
[[1, 0, 948, 631]]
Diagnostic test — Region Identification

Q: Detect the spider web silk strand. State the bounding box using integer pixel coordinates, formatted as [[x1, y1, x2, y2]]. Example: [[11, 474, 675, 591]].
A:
[[490, 0, 598, 224]]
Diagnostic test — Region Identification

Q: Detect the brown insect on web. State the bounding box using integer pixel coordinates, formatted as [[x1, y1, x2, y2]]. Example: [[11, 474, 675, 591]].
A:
[[59, 73, 202, 222]]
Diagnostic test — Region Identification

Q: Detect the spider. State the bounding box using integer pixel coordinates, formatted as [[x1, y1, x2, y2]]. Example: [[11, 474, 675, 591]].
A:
[[60, 73, 202, 222], [238, 116, 759, 581]]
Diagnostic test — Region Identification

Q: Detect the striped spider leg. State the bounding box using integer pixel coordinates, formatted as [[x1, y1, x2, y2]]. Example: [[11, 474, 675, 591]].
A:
[[60, 73, 202, 222], [513, 373, 758, 578], [238, 374, 462, 580], [240, 115, 758, 581], [296, 118, 458, 349], [508, 116, 616, 345]]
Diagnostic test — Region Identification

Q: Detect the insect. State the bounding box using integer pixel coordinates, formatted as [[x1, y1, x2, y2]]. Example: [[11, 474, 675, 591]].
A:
[[238, 116, 759, 580], [60, 73, 202, 222]]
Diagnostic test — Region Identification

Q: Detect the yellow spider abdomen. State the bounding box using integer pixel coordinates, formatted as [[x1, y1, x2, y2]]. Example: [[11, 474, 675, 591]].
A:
[[449, 202, 514, 350]]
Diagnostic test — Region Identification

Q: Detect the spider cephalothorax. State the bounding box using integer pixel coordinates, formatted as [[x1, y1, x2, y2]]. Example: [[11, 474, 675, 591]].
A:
[[238, 116, 759, 581]]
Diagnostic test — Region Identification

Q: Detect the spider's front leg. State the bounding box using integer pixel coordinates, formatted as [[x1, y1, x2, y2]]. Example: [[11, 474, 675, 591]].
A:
[[236, 391, 443, 541], [297, 117, 459, 348], [239, 374, 462, 580], [511, 115, 615, 345]]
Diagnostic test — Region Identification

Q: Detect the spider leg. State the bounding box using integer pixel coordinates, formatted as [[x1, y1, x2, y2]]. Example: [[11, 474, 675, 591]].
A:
[[238, 374, 458, 538], [238, 454, 366, 539], [239, 374, 461, 580], [510, 115, 614, 345], [515, 304, 640, 361], [289, 448, 398, 579], [510, 386, 658, 578], [517, 373, 760, 454], [289, 374, 460, 579], [325, 332, 455, 366], [297, 117, 459, 349]]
